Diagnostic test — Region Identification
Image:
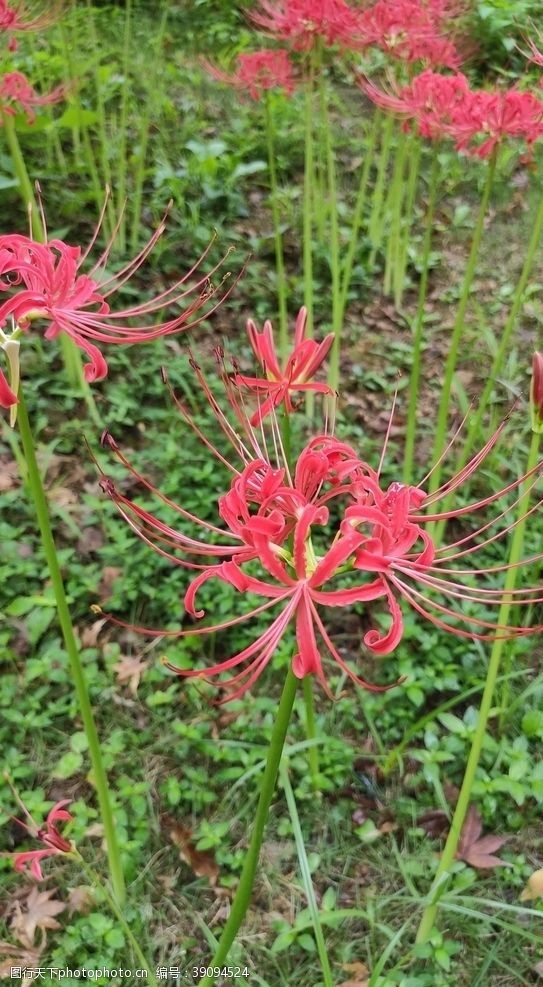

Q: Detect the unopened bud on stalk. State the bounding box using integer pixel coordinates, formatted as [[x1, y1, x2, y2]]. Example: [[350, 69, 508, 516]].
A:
[[530, 351, 543, 433]]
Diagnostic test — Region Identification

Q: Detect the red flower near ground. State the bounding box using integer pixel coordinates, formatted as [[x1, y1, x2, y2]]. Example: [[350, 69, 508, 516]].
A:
[[233, 306, 334, 424], [97, 346, 543, 703], [0, 218, 232, 408], [0, 71, 65, 123], [531, 351, 543, 433], [203, 49, 295, 100], [250, 0, 365, 52], [8, 800, 73, 880], [357, 0, 462, 68]]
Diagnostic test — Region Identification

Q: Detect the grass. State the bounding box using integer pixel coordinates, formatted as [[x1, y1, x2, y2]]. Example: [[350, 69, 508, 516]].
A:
[[1, 2, 543, 985]]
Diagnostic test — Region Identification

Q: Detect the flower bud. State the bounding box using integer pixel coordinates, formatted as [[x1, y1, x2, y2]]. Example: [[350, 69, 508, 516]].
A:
[[530, 352, 543, 434]]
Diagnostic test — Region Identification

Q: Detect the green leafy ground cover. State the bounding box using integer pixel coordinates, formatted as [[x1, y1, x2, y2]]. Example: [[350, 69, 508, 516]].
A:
[[1, 2, 543, 985]]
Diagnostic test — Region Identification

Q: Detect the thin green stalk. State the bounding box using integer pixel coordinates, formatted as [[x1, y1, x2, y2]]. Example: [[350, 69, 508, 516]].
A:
[[416, 429, 540, 943], [129, 6, 168, 251], [403, 150, 440, 485], [116, 0, 133, 254], [302, 676, 320, 791], [338, 108, 380, 321], [280, 763, 333, 987], [265, 94, 288, 359], [383, 132, 408, 297], [198, 670, 298, 985], [437, 181, 543, 519], [368, 113, 395, 265], [2, 111, 43, 241], [394, 136, 421, 308], [303, 61, 316, 342], [77, 856, 156, 985], [321, 89, 342, 392], [16, 384, 125, 905], [428, 150, 498, 498]]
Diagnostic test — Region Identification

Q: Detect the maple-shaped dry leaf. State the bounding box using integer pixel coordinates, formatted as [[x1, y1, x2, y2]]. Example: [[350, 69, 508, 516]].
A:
[[520, 867, 543, 902], [113, 655, 146, 695], [10, 887, 65, 947], [162, 813, 219, 886], [455, 805, 509, 870]]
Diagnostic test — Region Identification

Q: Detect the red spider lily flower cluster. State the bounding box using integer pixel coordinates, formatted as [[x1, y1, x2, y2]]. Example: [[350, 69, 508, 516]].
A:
[[7, 799, 73, 880], [531, 352, 543, 434], [357, 0, 462, 69], [203, 49, 295, 100], [0, 216, 232, 411], [0, 0, 59, 50], [250, 0, 366, 52], [361, 70, 543, 158], [97, 332, 543, 704], [233, 306, 334, 424], [0, 70, 64, 123]]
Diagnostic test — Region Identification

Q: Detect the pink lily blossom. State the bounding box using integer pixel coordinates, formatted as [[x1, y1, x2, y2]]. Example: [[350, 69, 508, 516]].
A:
[[233, 306, 334, 424], [0, 0, 60, 49], [203, 49, 296, 100], [531, 351, 543, 433], [97, 346, 543, 704], [7, 799, 73, 880], [0, 213, 232, 408]]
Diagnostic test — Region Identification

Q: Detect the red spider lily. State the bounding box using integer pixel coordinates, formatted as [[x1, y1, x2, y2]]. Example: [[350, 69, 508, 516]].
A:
[[203, 49, 296, 100], [233, 306, 334, 424], [357, 0, 462, 68], [0, 0, 59, 48], [0, 214, 233, 406], [250, 0, 366, 52], [531, 352, 543, 433], [360, 70, 543, 157], [5, 799, 73, 880], [97, 356, 543, 703], [0, 71, 65, 123]]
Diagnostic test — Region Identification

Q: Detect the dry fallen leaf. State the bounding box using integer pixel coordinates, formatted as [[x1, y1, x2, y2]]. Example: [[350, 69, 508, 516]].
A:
[[0, 458, 19, 492], [80, 617, 108, 649], [10, 887, 65, 947], [338, 960, 370, 987], [520, 867, 543, 902], [455, 806, 509, 870], [533, 959, 543, 978], [0, 939, 44, 982], [113, 654, 146, 695], [67, 885, 95, 916], [162, 813, 219, 886]]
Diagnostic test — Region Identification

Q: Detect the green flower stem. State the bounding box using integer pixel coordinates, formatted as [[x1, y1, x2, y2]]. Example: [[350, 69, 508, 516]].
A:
[[303, 57, 317, 419], [415, 428, 540, 944], [403, 150, 440, 485], [321, 88, 342, 393], [115, 0, 133, 254], [368, 113, 394, 265], [428, 150, 498, 498], [338, 108, 380, 321], [435, 182, 543, 527], [16, 384, 125, 905], [198, 670, 298, 985], [498, 428, 541, 715], [265, 93, 288, 360], [302, 676, 320, 791], [77, 855, 156, 986], [383, 130, 408, 298], [2, 111, 44, 242], [394, 135, 421, 308], [280, 763, 333, 986]]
